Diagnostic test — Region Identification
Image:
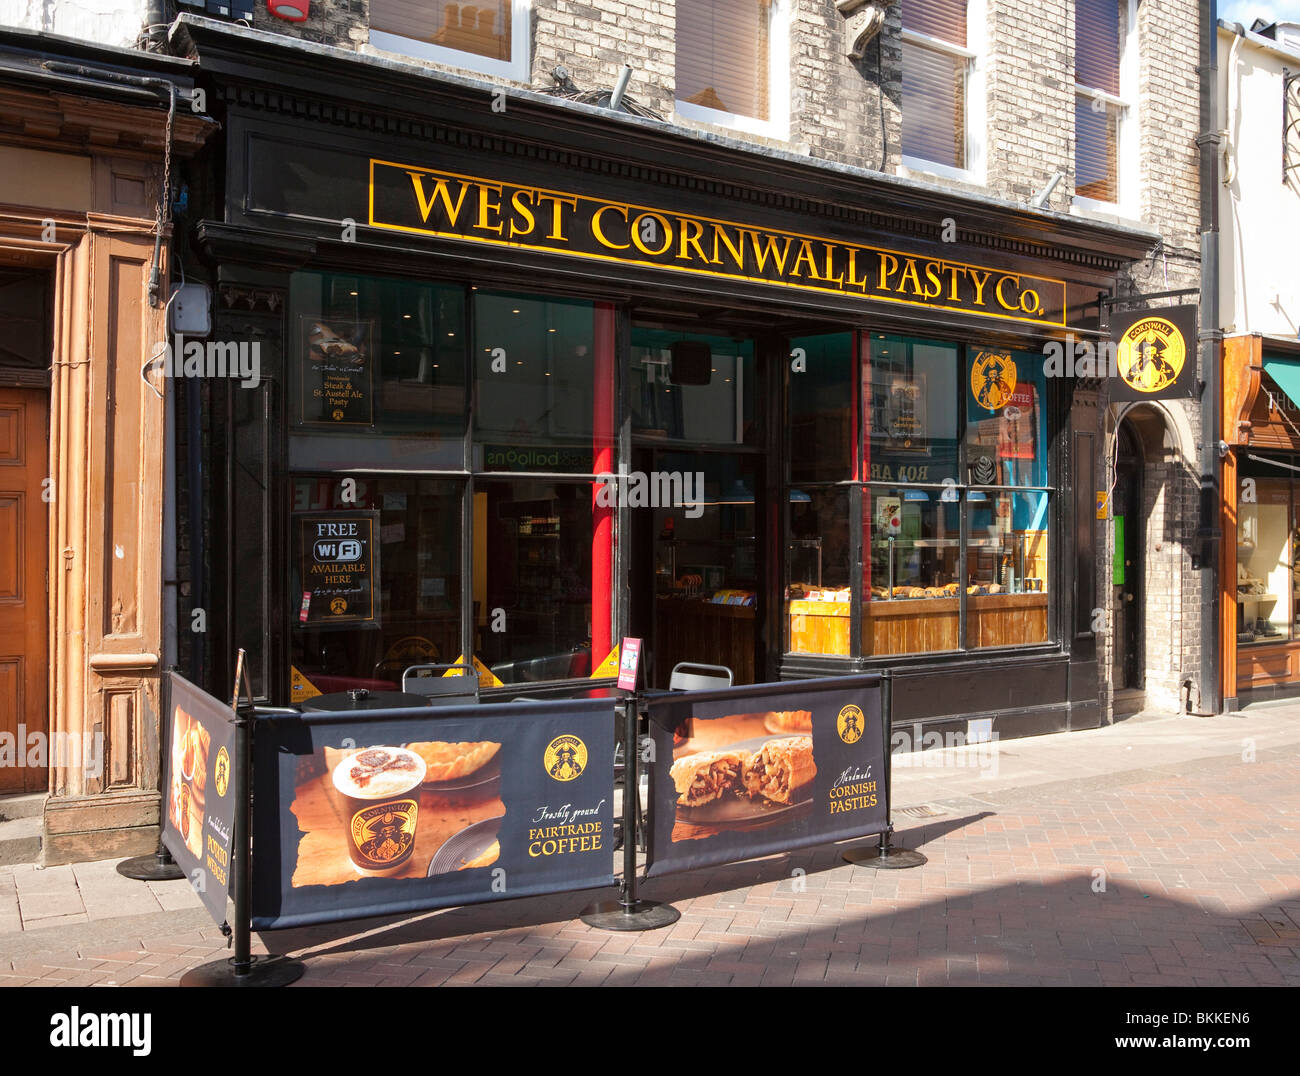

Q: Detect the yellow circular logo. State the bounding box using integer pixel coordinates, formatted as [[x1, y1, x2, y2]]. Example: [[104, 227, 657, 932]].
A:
[[837, 704, 865, 744], [1117, 317, 1186, 393], [971, 351, 1018, 410], [544, 735, 587, 782], [329, 597, 348, 615], [214, 746, 230, 798]]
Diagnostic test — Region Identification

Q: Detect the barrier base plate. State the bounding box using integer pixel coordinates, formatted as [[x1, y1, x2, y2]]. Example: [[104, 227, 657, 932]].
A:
[[116, 852, 186, 882], [180, 954, 306, 988], [843, 846, 927, 869], [579, 899, 680, 932]]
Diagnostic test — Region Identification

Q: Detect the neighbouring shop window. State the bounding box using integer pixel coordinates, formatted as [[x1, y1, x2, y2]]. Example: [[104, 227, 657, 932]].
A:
[[1236, 477, 1292, 646], [369, 0, 529, 82], [287, 271, 466, 471], [786, 487, 851, 655], [474, 292, 601, 473], [789, 332, 853, 483], [630, 329, 756, 445], [474, 480, 600, 684], [675, 0, 787, 136], [289, 476, 463, 694]]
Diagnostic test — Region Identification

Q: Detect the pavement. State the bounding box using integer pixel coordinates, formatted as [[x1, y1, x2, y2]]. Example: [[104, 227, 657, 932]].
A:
[[2, 702, 1299, 987]]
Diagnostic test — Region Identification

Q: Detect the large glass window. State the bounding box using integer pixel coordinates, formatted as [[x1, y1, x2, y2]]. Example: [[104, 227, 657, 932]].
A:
[[289, 476, 463, 693], [786, 488, 851, 656], [1236, 477, 1292, 646], [474, 292, 600, 472], [789, 332, 853, 483], [630, 329, 756, 445], [288, 271, 466, 471]]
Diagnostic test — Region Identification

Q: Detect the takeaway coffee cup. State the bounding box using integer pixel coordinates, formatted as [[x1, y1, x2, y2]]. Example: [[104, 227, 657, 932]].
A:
[[332, 747, 427, 874]]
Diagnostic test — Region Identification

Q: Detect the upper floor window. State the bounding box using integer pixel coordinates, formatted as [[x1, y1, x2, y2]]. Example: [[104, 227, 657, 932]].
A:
[[1074, 0, 1137, 211], [675, 0, 790, 139], [901, 0, 985, 183], [369, 0, 530, 82]]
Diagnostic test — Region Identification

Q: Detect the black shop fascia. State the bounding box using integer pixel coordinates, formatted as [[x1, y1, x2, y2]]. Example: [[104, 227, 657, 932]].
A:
[[174, 15, 1159, 743]]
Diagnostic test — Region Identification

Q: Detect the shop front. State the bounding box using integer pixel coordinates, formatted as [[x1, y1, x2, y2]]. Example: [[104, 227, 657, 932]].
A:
[[1221, 333, 1300, 705], [175, 19, 1159, 741]]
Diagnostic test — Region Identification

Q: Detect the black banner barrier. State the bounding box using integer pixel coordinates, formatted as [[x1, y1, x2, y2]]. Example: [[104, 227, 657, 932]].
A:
[[159, 673, 239, 925], [250, 697, 617, 929], [643, 675, 888, 878]]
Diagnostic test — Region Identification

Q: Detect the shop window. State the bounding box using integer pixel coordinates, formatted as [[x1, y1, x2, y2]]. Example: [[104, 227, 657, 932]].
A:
[[901, 0, 985, 182], [964, 348, 1048, 488], [289, 477, 463, 694], [675, 0, 790, 138], [630, 329, 756, 446], [369, 0, 531, 83], [474, 293, 602, 473], [786, 487, 851, 655], [864, 334, 959, 484], [1236, 479, 1292, 646], [287, 272, 466, 471], [965, 490, 1050, 648], [789, 332, 853, 483], [473, 480, 602, 684], [1074, 0, 1136, 210]]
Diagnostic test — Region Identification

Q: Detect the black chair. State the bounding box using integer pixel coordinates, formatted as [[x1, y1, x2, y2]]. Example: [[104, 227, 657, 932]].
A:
[[668, 662, 734, 691], [401, 663, 480, 707]]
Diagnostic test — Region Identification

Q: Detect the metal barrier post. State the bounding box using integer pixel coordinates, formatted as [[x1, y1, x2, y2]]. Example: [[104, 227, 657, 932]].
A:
[[579, 695, 679, 931], [844, 671, 926, 869]]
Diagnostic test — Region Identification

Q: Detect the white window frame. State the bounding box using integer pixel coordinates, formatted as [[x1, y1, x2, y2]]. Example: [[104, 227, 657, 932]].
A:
[[1071, 0, 1139, 218], [673, 0, 791, 141], [368, 0, 531, 83], [898, 3, 987, 186]]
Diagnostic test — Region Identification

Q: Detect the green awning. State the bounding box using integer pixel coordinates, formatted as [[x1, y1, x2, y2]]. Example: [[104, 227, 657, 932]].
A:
[[1263, 357, 1300, 410]]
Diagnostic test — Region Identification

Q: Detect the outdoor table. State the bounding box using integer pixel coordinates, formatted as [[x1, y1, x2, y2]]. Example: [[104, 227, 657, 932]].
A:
[[300, 688, 435, 712]]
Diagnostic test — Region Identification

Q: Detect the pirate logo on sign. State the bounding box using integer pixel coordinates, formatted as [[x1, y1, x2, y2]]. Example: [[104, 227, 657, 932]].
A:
[[971, 351, 1017, 411], [1117, 317, 1185, 393], [837, 704, 865, 744], [545, 735, 587, 782], [330, 597, 348, 615]]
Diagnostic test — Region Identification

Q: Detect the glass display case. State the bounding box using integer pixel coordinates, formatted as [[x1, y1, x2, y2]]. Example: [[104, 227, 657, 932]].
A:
[[1236, 480, 1291, 645]]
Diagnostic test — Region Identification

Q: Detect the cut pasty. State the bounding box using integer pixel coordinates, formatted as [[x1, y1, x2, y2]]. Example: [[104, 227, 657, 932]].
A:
[[405, 740, 501, 782], [670, 750, 750, 807], [742, 736, 816, 805], [764, 710, 813, 735]]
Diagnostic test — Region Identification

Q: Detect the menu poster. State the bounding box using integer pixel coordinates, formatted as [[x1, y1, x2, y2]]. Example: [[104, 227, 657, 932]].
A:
[[249, 698, 616, 929], [870, 371, 929, 454], [298, 316, 374, 427], [160, 673, 238, 926], [645, 677, 888, 878], [296, 512, 379, 628]]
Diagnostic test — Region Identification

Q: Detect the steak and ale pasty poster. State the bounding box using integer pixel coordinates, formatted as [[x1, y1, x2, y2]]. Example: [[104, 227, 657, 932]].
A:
[[160, 674, 238, 926], [250, 699, 615, 929], [297, 316, 374, 427], [645, 677, 888, 877]]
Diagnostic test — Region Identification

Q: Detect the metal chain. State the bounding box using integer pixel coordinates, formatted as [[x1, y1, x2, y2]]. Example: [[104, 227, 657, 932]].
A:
[[157, 83, 175, 240]]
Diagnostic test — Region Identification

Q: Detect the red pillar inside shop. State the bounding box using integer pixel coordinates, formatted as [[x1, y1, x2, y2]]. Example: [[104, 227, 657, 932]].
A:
[[591, 303, 616, 666]]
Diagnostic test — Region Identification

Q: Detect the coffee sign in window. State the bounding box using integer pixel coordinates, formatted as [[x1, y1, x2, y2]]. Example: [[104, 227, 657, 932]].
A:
[[296, 513, 379, 627]]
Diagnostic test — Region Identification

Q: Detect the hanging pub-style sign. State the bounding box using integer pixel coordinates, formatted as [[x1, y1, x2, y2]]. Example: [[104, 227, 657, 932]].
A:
[[1107, 304, 1199, 402]]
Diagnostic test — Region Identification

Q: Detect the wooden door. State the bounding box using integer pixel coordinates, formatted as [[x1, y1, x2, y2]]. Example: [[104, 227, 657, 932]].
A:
[[0, 388, 48, 793]]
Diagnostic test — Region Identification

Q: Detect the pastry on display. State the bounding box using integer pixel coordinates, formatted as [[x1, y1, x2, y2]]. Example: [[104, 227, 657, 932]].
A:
[[741, 736, 816, 805], [763, 709, 813, 735], [670, 749, 750, 806], [404, 740, 501, 782]]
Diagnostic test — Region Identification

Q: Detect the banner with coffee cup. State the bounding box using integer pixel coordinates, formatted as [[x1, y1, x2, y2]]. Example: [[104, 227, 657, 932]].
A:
[[643, 675, 888, 878], [160, 674, 239, 925], [250, 697, 616, 929]]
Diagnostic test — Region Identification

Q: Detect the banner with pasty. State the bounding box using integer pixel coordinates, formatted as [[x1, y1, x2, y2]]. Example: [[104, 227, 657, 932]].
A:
[[643, 676, 888, 878], [160, 673, 238, 926], [250, 698, 616, 929]]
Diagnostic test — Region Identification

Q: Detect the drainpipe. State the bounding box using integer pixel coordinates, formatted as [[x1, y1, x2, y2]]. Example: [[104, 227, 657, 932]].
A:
[[1196, 0, 1222, 713]]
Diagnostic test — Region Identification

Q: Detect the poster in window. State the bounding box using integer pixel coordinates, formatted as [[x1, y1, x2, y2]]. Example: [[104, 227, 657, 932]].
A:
[[296, 512, 380, 628], [967, 351, 1037, 483], [871, 371, 928, 453], [298, 316, 374, 427]]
